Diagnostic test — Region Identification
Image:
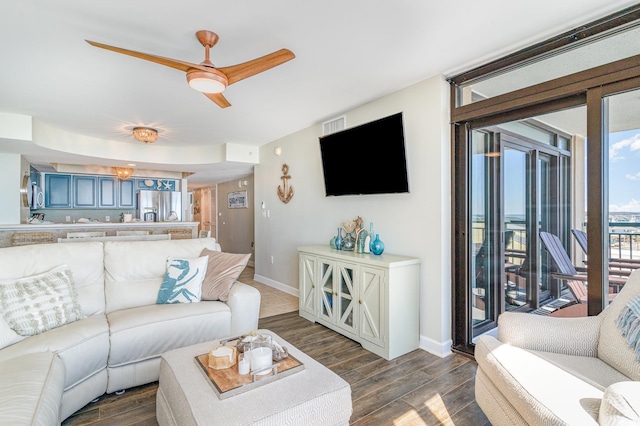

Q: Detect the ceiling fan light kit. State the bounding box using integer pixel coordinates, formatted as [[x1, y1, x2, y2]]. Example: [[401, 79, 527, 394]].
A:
[[132, 127, 158, 143], [187, 68, 228, 93]]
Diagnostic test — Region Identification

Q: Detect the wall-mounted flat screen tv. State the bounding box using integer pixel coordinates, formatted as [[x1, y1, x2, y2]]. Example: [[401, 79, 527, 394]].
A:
[[319, 112, 409, 196]]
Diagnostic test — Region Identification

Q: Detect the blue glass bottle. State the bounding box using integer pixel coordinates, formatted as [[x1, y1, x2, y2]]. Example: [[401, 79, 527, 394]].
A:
[[335, 228, 343, 250], [371, 234, 385, 255]]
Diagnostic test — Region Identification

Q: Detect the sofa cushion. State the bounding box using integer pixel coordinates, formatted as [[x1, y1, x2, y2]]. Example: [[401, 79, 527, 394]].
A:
[[0, 265, 85, 336], [200, 249, 251, 301], [157, 256, 208, 304], [0, 315, 109, 393], [598, 270, 640, 381], [0, 351, 65, 426], [104, 239, 220, 313], [0, 242, 105, 316], [107, 301, 231, 367], [0, 315, 24, 350]]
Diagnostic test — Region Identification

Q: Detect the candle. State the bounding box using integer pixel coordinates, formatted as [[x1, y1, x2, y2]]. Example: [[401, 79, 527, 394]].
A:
[[251, 346, 272, 375], [238, 353, 250, 375]]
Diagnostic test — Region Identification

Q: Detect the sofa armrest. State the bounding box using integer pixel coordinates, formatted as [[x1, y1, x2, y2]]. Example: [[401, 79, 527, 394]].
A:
[[226, 281, 261, 336], [599, 381, 640, 425], [497, 311, 601, 357]]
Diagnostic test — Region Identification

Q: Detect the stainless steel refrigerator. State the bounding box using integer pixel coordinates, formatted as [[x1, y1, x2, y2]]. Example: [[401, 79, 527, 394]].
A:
[[137, 190, 182, 222]]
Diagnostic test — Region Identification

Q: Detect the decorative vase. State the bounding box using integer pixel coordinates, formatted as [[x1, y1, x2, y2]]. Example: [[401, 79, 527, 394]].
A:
[[329, 236, 336, 249], [335, 228, 343, 250], [371, 234, 385, 255], [341, 232, 355, 251], [357, 230, 368, 253]]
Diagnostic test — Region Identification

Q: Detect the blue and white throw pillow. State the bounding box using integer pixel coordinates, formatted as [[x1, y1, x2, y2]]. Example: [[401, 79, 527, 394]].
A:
[[157, 256, 209, 304]]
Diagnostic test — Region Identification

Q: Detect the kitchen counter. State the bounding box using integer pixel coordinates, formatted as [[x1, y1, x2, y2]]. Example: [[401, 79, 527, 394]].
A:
[[0, 222, 199, 248]]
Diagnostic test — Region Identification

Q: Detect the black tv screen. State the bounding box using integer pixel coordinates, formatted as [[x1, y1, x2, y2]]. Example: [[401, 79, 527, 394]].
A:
[[319, 112, 409, 196]]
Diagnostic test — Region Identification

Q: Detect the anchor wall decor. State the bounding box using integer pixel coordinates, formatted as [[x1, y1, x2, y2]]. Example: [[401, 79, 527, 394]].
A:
[[277, 164, 294, 204]]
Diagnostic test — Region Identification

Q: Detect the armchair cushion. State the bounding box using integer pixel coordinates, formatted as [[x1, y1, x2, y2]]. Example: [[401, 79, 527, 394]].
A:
[[475, 335, 601, 425]]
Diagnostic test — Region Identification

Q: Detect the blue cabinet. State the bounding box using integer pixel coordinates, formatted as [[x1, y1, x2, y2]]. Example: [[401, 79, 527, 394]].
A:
[[44, 174, 72, 208], [98, 177, 117, 208], [118, 179, 136, 208], [73, 176, 97, 208]]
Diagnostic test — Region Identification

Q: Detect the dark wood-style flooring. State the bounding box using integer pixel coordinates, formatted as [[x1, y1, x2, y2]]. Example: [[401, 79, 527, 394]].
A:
[[63, 311, 489, 425]]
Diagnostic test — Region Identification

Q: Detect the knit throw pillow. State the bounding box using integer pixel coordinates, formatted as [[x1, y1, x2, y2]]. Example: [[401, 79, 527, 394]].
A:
[[616, 293, 640, 360], [0, 265, 85, 336]]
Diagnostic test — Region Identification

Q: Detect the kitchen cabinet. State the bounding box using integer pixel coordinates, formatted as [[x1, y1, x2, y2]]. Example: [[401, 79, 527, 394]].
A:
[[298, 245, 420, 360], [118, 179, 135, 208], [73, 176, 97, 208], [44, 174, 72, 208], [98, 177, 117, 208]]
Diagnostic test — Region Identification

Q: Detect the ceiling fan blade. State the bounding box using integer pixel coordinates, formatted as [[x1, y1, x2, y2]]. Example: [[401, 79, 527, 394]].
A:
[[85, 40, 211, 73], [219, 49, 295, 85], [203, 92, 231, 108]]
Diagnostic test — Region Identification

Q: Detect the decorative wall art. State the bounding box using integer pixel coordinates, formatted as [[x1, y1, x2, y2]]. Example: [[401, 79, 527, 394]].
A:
[[228, 191, 248, 209], [277, 164, 294, 204]]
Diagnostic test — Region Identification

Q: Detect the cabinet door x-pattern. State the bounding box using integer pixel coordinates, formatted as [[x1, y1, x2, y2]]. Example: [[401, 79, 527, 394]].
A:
[[319, 259, 357, 334]]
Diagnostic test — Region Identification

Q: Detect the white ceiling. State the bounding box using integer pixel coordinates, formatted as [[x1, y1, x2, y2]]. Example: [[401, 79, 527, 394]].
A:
[[1, 1, 637, 187]]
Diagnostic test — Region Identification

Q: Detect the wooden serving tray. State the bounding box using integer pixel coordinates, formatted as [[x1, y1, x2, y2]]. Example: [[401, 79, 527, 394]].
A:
[[195, 351, 305, 399]]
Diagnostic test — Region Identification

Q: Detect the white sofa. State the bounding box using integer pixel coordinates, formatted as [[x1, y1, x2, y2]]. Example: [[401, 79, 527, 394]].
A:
[[475, 268, 640, 425], [0, 238, 261, 424]]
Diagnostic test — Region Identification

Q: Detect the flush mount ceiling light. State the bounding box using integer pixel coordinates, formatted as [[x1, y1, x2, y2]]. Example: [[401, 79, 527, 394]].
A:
[[114, 167, 134, 180], [132, 127, 158, 143]]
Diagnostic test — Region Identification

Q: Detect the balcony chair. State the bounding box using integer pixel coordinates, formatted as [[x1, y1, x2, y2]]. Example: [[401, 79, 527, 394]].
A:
[[539, 231, 621, 305]]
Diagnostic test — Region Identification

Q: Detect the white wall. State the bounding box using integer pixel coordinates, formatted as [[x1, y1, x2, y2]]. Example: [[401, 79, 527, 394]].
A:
[[254, 74, 452, 356], [0, 154, 23, 225]]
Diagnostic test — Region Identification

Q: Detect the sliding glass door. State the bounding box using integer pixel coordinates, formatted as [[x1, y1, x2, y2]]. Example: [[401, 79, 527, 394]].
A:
[[470, 126, 567, 339]]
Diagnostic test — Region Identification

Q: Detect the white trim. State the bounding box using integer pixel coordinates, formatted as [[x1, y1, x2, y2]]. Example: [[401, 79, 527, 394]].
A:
[[420, 335, 453, 358], [253, 274, 299, 298]]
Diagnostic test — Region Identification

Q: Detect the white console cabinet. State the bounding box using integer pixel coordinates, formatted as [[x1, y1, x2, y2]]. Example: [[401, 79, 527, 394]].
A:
[[298, 245, 420, 360]]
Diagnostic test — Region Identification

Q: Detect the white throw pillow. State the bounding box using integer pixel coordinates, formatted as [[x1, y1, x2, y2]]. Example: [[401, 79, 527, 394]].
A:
[[157, 256, 209, 304], [0, 265, 85, 336]]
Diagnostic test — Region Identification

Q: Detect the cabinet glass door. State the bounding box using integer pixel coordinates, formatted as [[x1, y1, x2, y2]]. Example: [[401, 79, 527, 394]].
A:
[[319, 260, 334, 321], [336, 262, 356, 333]]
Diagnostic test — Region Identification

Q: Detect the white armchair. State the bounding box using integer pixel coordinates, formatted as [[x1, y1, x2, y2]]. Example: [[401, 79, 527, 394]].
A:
[[475, 270, 640, 425]]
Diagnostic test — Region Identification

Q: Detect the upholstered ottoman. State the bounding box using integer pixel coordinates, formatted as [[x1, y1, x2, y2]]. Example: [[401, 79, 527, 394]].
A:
[[156, 329, 352, 425]]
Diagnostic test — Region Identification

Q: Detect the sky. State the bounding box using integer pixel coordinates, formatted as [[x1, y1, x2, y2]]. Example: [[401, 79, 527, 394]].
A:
[[608, 129, 640, 213]]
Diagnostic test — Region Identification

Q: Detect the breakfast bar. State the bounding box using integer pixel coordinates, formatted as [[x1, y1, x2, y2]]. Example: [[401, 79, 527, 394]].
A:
[[0, 221, 199, 248]]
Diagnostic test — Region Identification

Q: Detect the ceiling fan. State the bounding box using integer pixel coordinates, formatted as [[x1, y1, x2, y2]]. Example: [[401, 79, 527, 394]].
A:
[[86, 30, 295, 108]]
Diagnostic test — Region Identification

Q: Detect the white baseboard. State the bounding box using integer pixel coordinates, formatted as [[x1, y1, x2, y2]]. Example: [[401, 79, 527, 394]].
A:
[[253, 274, 299, 298], [420, 335, 453, 358]]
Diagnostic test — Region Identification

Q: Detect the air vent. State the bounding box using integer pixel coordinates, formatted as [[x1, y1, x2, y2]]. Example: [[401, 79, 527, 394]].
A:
[[322, 116, 346, 136]]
